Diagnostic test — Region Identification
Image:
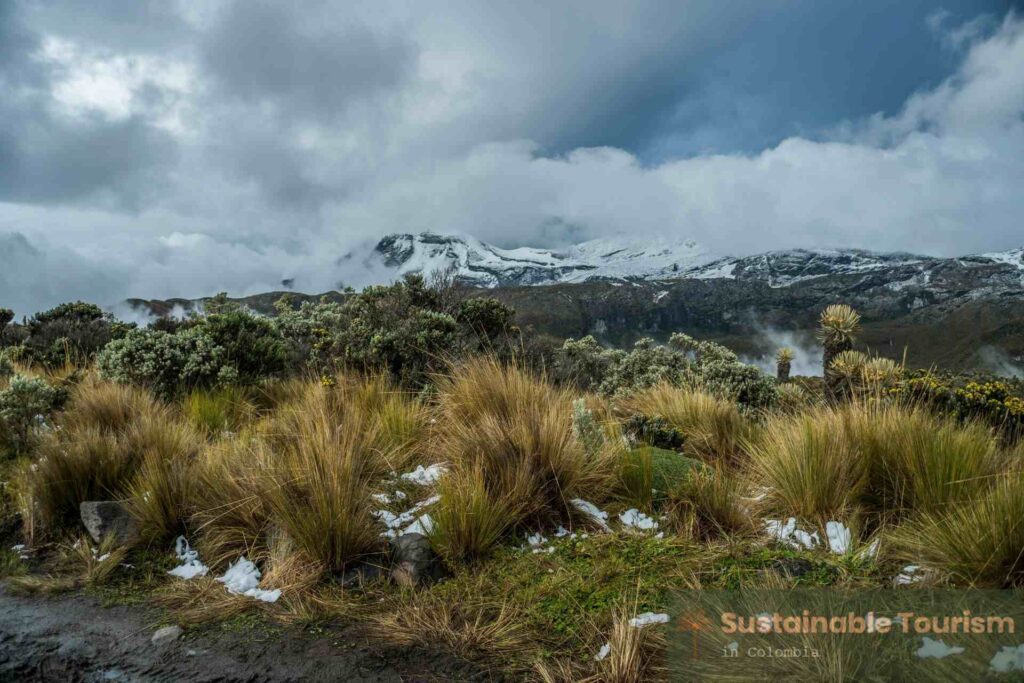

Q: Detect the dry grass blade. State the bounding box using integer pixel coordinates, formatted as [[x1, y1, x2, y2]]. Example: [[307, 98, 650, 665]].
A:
[[155, 576, 257, 626], [373, 593, 534, 666]]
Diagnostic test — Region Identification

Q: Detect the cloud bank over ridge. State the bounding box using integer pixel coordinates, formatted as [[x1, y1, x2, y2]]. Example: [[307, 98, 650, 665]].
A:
[[0, 1, 1022, 314]]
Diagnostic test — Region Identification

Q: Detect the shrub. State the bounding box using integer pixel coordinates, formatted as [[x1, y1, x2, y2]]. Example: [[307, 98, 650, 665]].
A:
[[273, 276, 518, 384], [0, 350, 13, 378], [97, 326, 231, 398], [14, 301, 130, 368], [273, 296, 348, 369], [621, 414, 685, 451], [555, 334, 777, 410], [0, 374, 64, 456], [197, 311, 287, 384], [893, 371, 1024, 441]]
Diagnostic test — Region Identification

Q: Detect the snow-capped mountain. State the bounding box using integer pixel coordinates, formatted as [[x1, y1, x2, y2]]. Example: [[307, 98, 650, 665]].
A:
[[372, 232, 1023, 289], [372, 232, 713, 287]]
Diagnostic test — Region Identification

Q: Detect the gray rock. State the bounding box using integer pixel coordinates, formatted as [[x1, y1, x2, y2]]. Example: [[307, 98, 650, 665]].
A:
[[388, 533, 442, 587], [151, 625, 182, 647], [339, 561, 385, 589], [79, 501, 139, 546]]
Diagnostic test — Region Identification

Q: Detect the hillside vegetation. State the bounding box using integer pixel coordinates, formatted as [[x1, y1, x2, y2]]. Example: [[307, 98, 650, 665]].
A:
[[1, 283, 1024, 681]]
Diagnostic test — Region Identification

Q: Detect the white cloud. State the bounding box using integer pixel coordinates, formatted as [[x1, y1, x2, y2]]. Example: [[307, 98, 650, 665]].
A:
[[2, 6, 1023, 313]]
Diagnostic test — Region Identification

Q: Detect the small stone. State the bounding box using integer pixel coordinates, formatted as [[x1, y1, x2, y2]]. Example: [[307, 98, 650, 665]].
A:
[[388, 533, 442, 586], [339, 562, 385, 589], [80, 501, 139, 546], [151, 625, 182, 647]]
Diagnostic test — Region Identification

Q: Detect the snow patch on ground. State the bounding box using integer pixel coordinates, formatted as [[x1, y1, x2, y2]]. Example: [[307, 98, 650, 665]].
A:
[[401, 464, 447, 485], [168, 536, 208, 579], [825, 521, 851, 554], [629, 612, 670, 628], [990, 644, 1024, 672], [915, 637, 965, 659], [764, 518, 819, 549], [217, 557, 281, 603], [571, 499, 610, 531], [895, 565, 923, 585], [375, 495, 440, 538], [619, 508, 658, 531]]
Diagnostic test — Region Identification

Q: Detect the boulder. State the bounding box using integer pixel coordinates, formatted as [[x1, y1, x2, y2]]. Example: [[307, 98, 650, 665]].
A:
[[151, 625, 182, 647], [389, 533, 442, 587], [79, 501, 139, 546]]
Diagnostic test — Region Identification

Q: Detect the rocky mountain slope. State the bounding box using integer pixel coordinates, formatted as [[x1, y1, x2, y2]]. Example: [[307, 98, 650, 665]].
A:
[[128, 233, 1024, 373]]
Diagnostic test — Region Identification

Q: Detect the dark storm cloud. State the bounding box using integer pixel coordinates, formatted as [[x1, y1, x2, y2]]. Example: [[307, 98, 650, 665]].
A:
[[202, 0, 415, 121], [0, 0, 176, 207], [1, 0, 1022, 314]]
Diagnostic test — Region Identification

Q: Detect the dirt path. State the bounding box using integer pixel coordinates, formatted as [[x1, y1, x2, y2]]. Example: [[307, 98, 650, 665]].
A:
[[0, 588, 496, 682]]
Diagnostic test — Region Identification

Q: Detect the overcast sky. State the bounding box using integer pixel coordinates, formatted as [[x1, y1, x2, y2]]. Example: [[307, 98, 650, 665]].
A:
[[1, 0, 1022, 314]]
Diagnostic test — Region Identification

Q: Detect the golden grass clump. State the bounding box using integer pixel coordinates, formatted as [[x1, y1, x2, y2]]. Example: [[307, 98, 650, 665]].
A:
[[190, 437, 271, 569], [192, 374, 414, 572], [431, 357, 618, 561], [594, 608, 666, 683], [26, 426, 138, 534], [892, 473, 1024, 587], [123, 415, 204, 544], [182, 386, 257, 438], [843, 402, 1006, 516], [745, 406, 866, 522], [60, 379, 163, 435], [668, 464, 752, 540], [749, 401, 1007, 526], [373, 595, 533, 666], [618, 384, 750, 461]]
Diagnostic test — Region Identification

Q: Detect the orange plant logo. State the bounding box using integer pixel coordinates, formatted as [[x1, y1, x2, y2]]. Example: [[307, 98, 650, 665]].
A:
[[676, 609, 713, 659]]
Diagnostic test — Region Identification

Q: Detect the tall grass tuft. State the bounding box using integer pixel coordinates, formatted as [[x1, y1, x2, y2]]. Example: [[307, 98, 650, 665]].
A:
[[844, 402, 1006, 517], [617, 384, 750, 461], [207, 376, 400, 572], [182, 386, 256, 438], [373, 594, 533, 666], [61, 380, 162, 435], [431, 357, 617, 560], [594, 607, 666, 683], [123, 415, 204, 544], [669, 464, 752, 540], [190, 437, 271, 569], [27, 427, 139, 534], [430, 466, 525, 563], [746, 406, 866, 522], [893, 473, 1024, 587]]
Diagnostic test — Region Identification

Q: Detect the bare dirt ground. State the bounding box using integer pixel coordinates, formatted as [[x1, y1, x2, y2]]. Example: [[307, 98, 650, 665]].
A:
[[0, 587, 497, 682]]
